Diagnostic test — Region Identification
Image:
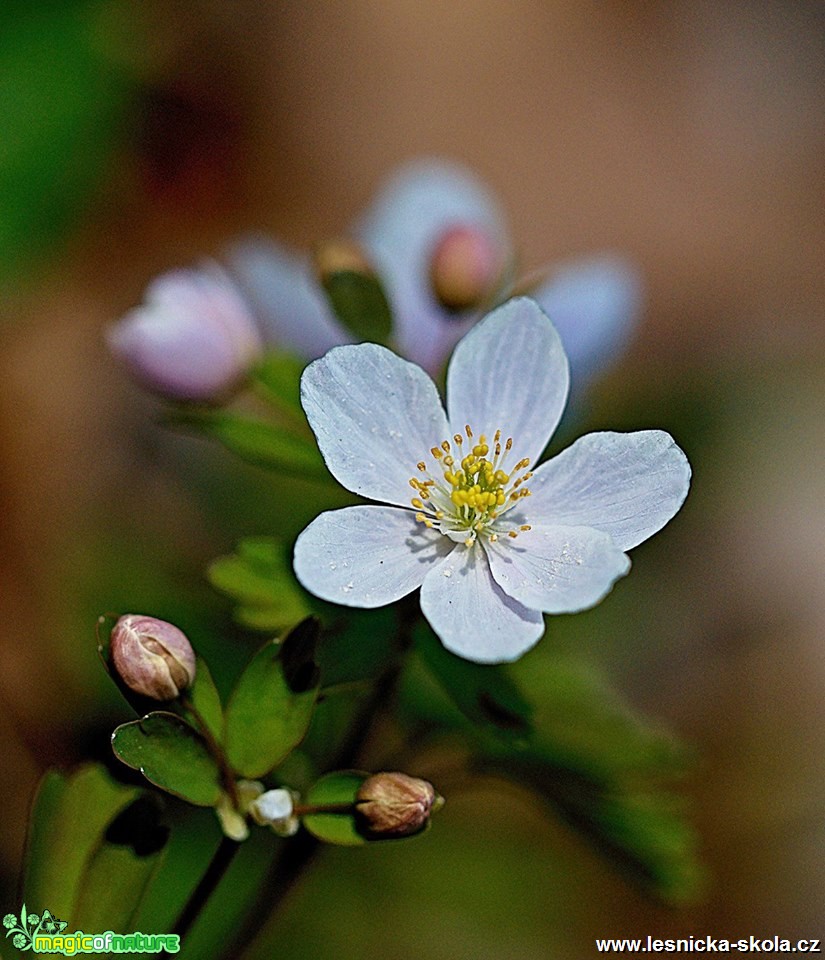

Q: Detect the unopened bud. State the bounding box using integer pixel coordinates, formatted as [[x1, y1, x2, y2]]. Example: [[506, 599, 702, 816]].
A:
[[249, 787, 300, 837], [355, 772, 442, 838], [107, 265, 263, 402], [313, 239, 373, 282], [430, 225, 501, 311], [110, 615, 196, 700]]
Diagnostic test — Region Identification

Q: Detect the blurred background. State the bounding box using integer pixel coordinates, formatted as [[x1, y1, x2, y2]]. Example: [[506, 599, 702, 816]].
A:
[[1, 0, 823, 955]]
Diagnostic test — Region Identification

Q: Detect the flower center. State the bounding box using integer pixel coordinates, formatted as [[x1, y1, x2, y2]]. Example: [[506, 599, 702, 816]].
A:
[[408, 424, 533, 547]]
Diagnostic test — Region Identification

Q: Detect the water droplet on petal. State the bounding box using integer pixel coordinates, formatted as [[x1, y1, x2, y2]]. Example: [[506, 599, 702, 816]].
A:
[[443, 567, 453, 578], [342, 581, 354, 593]]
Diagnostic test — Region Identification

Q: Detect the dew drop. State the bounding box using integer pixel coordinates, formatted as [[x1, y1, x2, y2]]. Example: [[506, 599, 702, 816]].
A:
[[329, 562, 337, 571], [342, 581, 354, 593], [443, 567, 453, 578]]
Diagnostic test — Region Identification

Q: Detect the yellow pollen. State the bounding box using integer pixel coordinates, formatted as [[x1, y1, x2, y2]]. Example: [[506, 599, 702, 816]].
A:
[[508, 531, 519, 538], [514, 458, 530, 471], [520, 524, 532, 531], [411, 497, 424, 509], [415, 512, 426, 522]]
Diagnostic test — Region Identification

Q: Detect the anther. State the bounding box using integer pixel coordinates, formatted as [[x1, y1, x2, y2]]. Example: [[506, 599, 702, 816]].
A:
[[441, 440, 451, 453], [505, 438, 513, 452], [514, 458, 530, 471], [465, 424, 473, 438], [454, 434, 463, 446], [411, 498, 424, 509], [520, 525, 532, 531], [417, 461, 426, 472], [508, 531, 519, 539], [431, 447, 442, 459]]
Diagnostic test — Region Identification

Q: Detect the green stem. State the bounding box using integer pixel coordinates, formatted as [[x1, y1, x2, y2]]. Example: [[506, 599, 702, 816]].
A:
[[181, 695, 241, 810], [161, 835, 242, 959]]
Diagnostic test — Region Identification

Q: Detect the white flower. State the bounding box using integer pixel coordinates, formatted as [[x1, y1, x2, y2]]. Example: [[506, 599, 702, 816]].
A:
[[249, 788, 300, 837], [227, 159, 641, 384], [107, 265, 263, 402], [293, 298, 690, 663]]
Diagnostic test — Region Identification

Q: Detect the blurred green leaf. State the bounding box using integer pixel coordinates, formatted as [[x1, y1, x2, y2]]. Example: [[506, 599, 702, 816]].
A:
[[302, 770, 368, 846], [208, 537, 311, 632], [184, 656, 224, 742], [476, 737, 703, 904], [251, 351, 306, 417], [169, 409, 326, 477], [0, 0, 134, 286], [414, 622, 534, 738], [473, 655, 702, 903], [24, 766, 168, 928], [71, 795, 169, 931], [224, 618, 321, 778], [321, 269, 393, 344], [112, 712, 221, 807]]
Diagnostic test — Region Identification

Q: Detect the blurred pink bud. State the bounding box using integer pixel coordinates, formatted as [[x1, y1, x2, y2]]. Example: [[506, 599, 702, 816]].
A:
[[107, 266, 263, 402], [355, 772, 442, 838], [429, 225, 502, 311], [110, 614, 196, 700]]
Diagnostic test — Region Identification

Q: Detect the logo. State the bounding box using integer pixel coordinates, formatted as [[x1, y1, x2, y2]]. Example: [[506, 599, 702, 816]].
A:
[[3, 906, 179, 955]]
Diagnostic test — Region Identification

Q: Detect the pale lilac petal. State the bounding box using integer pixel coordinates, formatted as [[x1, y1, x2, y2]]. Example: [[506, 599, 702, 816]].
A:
[[533, 255, 642, 386], [354, 159, 509, 374], [484, 524, 630, 614], [445, 297, 569, 464], [225, 236, 348, 358], [527, 431, 691, 552], [300, 344, 449, 506], [107, 265, 262, 401], [293, 506, 451, 607], [419, 545, 544, 663]]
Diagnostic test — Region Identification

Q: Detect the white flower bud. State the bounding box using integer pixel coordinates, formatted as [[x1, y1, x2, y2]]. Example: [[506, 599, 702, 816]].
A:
[[249, 788, 300, 837], [110, 614, 196, 700], [107, 265, 263, 402]]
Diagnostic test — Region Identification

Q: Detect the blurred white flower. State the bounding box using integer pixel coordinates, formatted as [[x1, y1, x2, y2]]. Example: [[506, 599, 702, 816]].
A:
[[294, 298, 690, 663], [227, 159, 642, 383], [107, 265, 262, 401]]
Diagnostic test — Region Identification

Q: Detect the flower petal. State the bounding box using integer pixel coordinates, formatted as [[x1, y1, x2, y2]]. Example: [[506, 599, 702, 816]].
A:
[[294, 506, 452, 608], [484, 524, 630, 614], [226, 236, 348, 358], [526, 431, 691, 551], [419, 545, 544, 663], [354, 159, 509, 374], [446, 297, 569, 464], [533, 255, 642, 387], [301, 342, 449, 505]]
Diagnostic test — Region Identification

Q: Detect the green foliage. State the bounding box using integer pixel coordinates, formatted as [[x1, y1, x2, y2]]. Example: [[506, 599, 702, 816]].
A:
[[111, 712, 222, 807], [168, 409, 326, 477], [413, 621, 534, 737], [251, 351, 306, 417], [321, 270, 393, 344], [208, 537, 311, 632], [184, 657, 224, 742], [0, 0, 134, 286], [302, 771, 368, 846], [24, 766, 167, 930], [223, 618, 321, 778], [474, 655, 702, 904]]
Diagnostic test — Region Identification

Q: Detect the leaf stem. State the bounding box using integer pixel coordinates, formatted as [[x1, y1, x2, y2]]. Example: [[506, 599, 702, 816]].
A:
[[181, 695, 241, 810], [161, 835, 242, 959]]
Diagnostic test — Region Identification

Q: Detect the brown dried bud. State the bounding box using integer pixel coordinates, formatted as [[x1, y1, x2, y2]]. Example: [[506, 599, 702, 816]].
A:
[[313, 239, 373, 282], [429, 225, 502, 311], [110, 615, 196, 700], [355, 772, 441, 838]]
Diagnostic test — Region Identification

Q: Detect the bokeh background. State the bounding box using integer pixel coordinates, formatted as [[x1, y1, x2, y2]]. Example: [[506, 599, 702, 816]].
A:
[[1, 1, 823, 956]]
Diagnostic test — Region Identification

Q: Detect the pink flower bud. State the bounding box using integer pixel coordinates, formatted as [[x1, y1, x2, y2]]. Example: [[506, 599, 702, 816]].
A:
[[110, 615, 196, 700], [429, 225, 502, 311], [355, 772, 442, 838], [107, 266, 263, 402]]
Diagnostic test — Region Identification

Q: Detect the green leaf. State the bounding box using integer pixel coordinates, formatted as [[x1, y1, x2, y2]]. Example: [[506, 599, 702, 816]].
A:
[[71, 795, 168, 932], [111, 712, 222, 807], [476, 737, 703, 904], [472, 655, 703, 903], [251, 350, 306, 416], [224, 618, 321, 778], [321, 269, 393, 343], [169, 409, 326, 477], [414, 621, 534, 737], [184, 656, 224, 742], [208, 537, 311, 632], [23, 766, 168, 928], [302, 771, 368, 846]]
